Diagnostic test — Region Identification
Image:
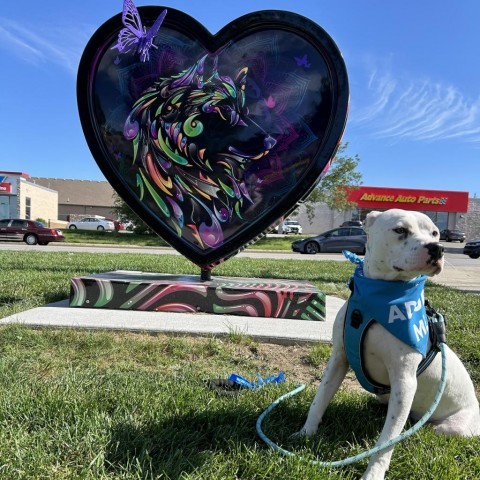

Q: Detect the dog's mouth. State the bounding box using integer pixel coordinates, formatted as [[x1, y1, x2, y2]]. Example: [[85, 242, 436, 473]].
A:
[[393, 258, 444, 276], [431, 257, 445, 275], [397, 243, 445, 276]]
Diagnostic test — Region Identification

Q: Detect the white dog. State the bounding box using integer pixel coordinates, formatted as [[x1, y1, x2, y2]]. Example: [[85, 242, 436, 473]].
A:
[[298, 209, 480, 480]]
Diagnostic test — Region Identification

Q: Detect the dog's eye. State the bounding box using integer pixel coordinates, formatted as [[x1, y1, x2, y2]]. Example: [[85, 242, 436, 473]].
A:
[[432, 231, 439, 237], [393, 227, 408, 235]]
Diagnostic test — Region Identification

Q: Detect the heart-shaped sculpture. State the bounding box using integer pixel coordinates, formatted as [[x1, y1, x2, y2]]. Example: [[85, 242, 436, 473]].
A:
[[77, 5, 349, 270]]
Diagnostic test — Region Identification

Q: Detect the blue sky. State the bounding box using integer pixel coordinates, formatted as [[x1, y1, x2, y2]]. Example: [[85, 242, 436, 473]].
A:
[[1, 0, 478, 196]]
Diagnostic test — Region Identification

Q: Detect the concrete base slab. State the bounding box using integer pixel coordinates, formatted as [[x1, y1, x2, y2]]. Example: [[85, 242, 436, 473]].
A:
[[0, 296, 345, 345]]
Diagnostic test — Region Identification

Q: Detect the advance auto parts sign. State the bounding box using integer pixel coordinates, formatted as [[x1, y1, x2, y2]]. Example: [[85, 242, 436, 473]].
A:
[[348, 186, 468, 213]]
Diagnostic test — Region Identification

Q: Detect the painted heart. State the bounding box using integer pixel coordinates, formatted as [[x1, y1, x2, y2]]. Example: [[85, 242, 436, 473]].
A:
[[77, 6, 349, 270]]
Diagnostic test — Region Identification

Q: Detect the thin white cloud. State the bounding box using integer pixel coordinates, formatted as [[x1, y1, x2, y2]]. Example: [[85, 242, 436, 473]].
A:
[[0, 25, 42, 60], [351, 65, 480, 144], [0, 17, 92, 75], [354, 69, 397, 122]]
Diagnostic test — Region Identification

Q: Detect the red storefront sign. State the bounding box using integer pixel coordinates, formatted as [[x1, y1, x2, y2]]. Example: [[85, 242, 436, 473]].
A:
[[0, 183, 12, 193], [347, 186, 469, 213]]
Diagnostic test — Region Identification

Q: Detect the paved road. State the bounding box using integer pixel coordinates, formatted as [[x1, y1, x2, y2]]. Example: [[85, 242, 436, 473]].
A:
[[1, 241, 479, 293]]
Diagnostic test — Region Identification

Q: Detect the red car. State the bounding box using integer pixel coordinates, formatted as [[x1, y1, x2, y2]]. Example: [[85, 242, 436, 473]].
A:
[[0, 219, 65, 245], [106, 218, 125, 231]]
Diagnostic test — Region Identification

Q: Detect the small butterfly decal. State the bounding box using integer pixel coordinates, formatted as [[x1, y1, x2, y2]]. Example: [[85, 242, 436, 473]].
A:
[[264, 95, 276, 109], [111, 0, 167, 62], [294, 53, 311, 68]]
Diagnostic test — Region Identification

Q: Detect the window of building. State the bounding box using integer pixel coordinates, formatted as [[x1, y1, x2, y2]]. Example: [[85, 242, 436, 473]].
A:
[[25, 197, 31, 219], [422, 211, 449, 231], [357, 208, 450, 231]]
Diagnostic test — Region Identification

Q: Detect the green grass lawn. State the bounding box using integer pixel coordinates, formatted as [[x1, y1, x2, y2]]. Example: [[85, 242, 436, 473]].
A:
[[62, 230, 301, 250], [0, 250, 479, 479], [63, 230, 171, 247]]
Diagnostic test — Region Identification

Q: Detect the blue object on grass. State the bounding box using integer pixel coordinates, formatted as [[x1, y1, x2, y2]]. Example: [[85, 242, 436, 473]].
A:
[[228, 372, 285, 390]]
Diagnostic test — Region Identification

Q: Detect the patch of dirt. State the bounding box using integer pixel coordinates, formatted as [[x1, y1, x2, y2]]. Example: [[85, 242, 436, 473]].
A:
[[228, 341, 363, 393], [110, 331, 365, 393]]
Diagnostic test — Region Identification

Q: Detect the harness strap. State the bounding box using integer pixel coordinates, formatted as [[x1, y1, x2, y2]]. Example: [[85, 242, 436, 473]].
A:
[[344, 279, 446, 395], [415, 326, 439, 377], [418, 300, 447, 376]]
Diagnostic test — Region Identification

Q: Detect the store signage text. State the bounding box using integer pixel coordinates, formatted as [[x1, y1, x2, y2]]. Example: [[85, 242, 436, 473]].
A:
[[360, 193, 447, 206], [0, 183, 12, 193]]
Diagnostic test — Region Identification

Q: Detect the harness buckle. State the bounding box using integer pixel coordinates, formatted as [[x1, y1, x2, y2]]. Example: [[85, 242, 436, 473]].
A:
[[425, 299, 447, 345], [431, 314, 447, 345]]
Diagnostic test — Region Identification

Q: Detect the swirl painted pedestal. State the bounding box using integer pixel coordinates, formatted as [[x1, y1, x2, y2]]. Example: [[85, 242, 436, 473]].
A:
[[70, 271, 325, 321]]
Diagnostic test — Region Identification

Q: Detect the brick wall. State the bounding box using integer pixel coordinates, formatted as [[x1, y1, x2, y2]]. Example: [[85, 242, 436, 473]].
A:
[[457, 198, 480, 240]]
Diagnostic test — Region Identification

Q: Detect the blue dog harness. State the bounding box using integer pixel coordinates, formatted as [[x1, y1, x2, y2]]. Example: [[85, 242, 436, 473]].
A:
[[343, 251, 440, 395]]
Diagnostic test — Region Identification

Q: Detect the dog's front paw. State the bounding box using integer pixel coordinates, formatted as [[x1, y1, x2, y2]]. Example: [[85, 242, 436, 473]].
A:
[[291, 425, 318, 439], [290, 430, 305, 440]]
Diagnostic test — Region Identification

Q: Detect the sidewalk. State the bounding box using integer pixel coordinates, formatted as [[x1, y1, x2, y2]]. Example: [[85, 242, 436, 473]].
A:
[[429, 265, 480, 294], [0, 296, 345, 346]]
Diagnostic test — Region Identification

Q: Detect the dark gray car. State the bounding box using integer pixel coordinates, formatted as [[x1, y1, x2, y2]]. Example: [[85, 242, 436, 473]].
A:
[[440, 229, 466, 242], [463, 239, 480, 259], [291, 227, 367, 254]]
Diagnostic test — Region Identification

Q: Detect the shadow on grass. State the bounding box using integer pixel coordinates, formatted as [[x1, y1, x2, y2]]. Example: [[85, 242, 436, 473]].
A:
[[104, 394, 388, 479], [105, 402, 262, 478], [271, 395, 389, 450]]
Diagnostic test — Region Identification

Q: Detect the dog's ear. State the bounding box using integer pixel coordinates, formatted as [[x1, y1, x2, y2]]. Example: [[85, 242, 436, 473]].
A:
[[364, 211, 381, 231]]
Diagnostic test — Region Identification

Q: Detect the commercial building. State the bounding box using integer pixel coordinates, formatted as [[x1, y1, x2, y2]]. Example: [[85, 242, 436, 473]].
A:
[[346, 186, 469, 231], [0, 172, 59, 222], [296, 185, 480, 240], [0, 171, 116, 224], [29, 177, 117, 222]]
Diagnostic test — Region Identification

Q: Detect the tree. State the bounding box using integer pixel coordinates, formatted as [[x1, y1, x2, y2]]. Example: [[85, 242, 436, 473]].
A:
[[112, 193, 151, 234], [303, 142, 362, 221]]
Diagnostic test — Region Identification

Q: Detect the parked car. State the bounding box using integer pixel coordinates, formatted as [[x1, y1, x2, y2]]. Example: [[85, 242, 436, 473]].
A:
[[105, 218, 125, 231], [292, 227, 367, 254], [440, 229, 466, 242], [340, 220, 363, 227], [0, 218, 65, 245], [67, 217, 115, 231], [463, 239, 480, 259], [274, 220, 303, 234]]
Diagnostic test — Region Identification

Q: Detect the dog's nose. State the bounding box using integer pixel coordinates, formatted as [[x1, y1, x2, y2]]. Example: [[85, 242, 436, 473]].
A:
[[425, 242, 444, 262]]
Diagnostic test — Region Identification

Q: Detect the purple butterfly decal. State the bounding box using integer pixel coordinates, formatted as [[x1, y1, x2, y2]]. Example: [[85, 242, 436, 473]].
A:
[[294, 53, 311, 68], [111, 0, 167, 62]]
